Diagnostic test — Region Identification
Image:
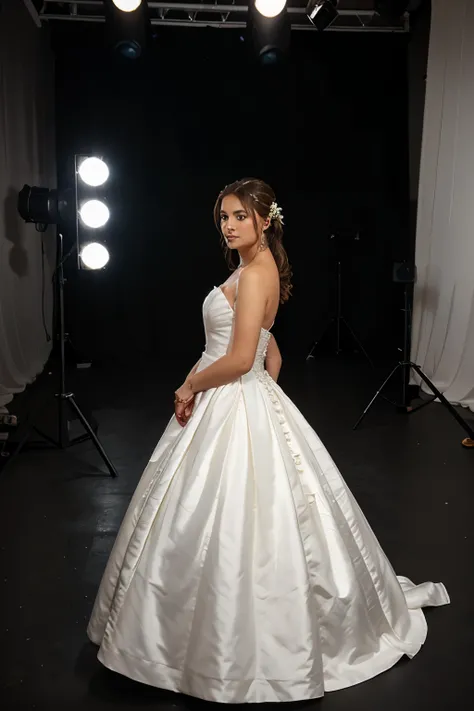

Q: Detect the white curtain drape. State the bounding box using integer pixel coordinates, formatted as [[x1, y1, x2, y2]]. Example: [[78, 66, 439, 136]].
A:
[[411, 0, 474, 412], [0, 0, 56, 410]]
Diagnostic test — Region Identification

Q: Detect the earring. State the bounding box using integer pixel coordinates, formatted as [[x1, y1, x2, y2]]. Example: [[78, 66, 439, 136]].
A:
[[260, 233, 266, 250]]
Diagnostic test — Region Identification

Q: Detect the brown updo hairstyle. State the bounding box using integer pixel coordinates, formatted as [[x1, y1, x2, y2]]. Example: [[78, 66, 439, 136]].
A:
[[213, 178, 293, 304]]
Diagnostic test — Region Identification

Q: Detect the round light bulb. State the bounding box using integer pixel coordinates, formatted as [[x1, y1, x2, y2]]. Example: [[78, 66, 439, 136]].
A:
[[80, 242, 110, 270], [79, 200, 110, 229], [255, 0, 287, 18], [78, 157, 109, 187], [112, 0, 142, 12]]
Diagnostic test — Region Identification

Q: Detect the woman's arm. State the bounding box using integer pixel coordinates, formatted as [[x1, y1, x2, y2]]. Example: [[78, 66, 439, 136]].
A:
[[265, 334, 282, 382], [175, 358, 202, 426], [185, 353, 247, 395], [183, 270, 267, 396]]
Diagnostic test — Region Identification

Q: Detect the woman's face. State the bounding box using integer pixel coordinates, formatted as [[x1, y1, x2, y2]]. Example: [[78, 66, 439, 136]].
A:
[[220, 194, 265, 250]]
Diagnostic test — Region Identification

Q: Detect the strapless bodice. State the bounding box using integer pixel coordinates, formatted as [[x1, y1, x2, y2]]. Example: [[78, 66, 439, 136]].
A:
[[199, 286, 272, 375]]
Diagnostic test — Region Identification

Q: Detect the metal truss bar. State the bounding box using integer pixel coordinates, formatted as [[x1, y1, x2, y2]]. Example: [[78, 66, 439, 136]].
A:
[[40, 1, 409, 32], [40, 14, 408, 31], [22, 0, 42, 27], [42, 1, 395, 17]]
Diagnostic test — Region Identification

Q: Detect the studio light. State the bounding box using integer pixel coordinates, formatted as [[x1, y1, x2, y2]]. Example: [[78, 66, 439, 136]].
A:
[[17, 154, 112, 271], [78, 157, 109, 187], [79, 200, 110, 229], [255, 0, 287, 19], [306, 0, 339, 31], [117, 41, 141, 59], [80, 242, 111, 270], [18, 185, 67, 226], [248, 1, 290, 65], [105, 0, 150, 59], [75, 154, 111, 269], [14, 159, 118, 476], [112, 0, 142, 11]]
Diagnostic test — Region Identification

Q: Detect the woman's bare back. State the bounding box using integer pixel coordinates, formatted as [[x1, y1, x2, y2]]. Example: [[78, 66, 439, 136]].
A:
[[220, 259, 280, 332]]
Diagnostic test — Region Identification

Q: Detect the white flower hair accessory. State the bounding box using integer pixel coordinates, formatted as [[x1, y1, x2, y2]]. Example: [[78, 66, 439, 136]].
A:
[[268, 201, 284, 225]]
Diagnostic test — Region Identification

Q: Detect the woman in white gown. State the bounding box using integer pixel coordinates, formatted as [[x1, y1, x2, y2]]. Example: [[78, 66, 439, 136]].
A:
[[87, 178, 449, 703]]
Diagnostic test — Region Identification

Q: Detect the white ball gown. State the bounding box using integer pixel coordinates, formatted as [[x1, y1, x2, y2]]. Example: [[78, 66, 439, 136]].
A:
[[87, 273, 449, 703]]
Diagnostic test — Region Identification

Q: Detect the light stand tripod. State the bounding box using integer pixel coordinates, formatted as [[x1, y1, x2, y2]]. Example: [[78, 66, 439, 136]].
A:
[[353, 280, 474, 442], [307, 234, 373, 367], [3, 233, 118, 477]]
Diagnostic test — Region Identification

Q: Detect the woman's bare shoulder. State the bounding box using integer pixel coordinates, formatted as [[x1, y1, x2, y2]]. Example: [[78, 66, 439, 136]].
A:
[[243, 260, 279, 285]]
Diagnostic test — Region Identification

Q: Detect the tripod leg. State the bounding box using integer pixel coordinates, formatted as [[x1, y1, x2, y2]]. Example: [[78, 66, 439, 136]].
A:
[[58, 396, 69, 448], [340, 318, 374, 368], [353, 363, 402, 430], [306, 318, 336, 360], [66, 396, 118, 478], [0, 422, 33, 474], [410, 364, 474, 440], [0, 395, 59, 474]]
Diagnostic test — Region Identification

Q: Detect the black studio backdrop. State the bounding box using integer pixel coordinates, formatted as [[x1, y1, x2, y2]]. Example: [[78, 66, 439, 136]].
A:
[[54, 24, 412, 367]]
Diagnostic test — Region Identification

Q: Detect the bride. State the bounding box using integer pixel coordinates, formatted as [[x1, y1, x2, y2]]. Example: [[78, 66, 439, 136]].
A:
[[87, 178, 449, 703]]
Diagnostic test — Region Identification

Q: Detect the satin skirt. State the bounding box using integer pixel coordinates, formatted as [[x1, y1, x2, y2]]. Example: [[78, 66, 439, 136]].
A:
[[87, 362, 449, 703]]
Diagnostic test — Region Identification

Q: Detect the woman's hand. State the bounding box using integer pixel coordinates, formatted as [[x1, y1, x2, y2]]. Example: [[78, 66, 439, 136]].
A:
[[174, 381, 195, 427], [175, 395, 195, 427]]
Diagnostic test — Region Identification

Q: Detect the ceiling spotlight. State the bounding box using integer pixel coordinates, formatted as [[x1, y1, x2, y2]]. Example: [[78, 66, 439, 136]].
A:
[[106, 0, 150, 59], [116, 39, 142, 59], [112, 0, 142, 11], [255, 0, 287, 19], [248, 1, 290, 65], [78, 157, 109, 187], [79, 200, 110, 229], [306, 0, 339, 31], [80, 242, 111, 270]]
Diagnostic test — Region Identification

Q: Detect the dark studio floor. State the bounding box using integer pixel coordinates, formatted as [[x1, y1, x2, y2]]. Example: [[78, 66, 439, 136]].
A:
[[0, 354, 473, 710]]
